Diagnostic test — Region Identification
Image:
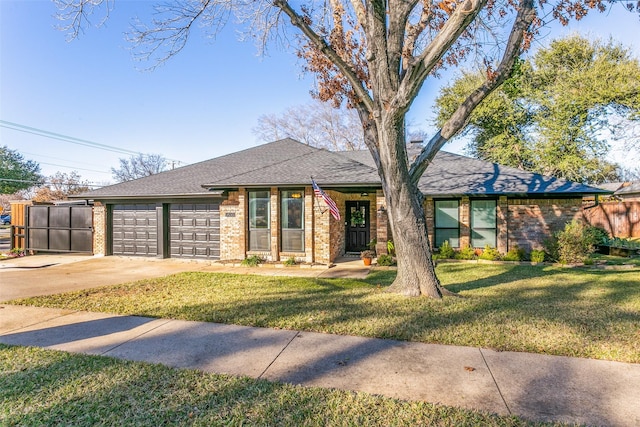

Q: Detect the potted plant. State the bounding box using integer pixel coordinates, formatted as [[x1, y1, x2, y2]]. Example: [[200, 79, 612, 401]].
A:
[[360, 249, 376, 266]]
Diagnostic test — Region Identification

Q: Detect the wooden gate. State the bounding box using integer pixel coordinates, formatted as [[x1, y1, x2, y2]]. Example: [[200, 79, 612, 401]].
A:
[[25, 205, 94, 253]]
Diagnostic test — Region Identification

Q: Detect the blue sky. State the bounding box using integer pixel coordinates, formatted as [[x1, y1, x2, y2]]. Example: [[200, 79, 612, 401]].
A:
[[1, 0, 639, 186]]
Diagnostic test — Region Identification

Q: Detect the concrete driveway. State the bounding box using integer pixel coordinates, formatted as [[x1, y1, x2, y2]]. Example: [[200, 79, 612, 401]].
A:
[[0, 254, 369, 301], [0, 255, 214, 301]]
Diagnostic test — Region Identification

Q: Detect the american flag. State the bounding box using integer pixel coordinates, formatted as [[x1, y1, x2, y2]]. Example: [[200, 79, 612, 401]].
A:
[[312, 179, 341, 221]]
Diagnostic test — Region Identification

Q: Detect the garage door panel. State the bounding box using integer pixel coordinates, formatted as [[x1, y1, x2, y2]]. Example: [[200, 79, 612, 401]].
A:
[[112, 204, 157, 257], [170, 203, 220, 260]]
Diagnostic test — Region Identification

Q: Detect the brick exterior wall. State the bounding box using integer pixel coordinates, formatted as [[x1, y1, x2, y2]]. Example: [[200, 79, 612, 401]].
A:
[[424, 196, 583, 253], [92, 203, 106, 256], [459, 197, 470, 249], [375, 190, 390, 255], [313, 191, 333, 265], [497, 196, 508, 253], [220, 191, 246, 261], [328, 190, 347, 262], [508, 198, 583, 251]]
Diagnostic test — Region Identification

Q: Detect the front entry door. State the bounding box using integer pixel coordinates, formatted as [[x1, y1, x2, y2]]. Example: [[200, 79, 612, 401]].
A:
[[346, 201, 370, 252]]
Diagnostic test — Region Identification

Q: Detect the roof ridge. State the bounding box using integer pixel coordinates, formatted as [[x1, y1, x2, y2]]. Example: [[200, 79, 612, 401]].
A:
[[202, 140, 325, 187]]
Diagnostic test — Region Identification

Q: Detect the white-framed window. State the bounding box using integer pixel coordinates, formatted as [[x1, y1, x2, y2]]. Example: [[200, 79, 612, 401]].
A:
[[249, 190, 270, 251], [281, 190, 304, 252], [471, 200, 497, 248], [434, 200, 460, 248]]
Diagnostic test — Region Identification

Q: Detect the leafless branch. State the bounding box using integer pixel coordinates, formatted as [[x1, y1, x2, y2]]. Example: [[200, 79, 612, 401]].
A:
[[273, 0, 375, 112], [53, 0, 113, 41]]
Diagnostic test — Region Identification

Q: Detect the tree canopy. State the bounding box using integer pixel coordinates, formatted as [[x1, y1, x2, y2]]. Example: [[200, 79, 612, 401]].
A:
[[0, 146, 43, 194], [33, 171, 90, 202], [435, 35, 640, 183]]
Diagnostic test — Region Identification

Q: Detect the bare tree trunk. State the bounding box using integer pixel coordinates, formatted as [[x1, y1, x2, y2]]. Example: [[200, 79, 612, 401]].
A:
[[372, 115, 446, 298]]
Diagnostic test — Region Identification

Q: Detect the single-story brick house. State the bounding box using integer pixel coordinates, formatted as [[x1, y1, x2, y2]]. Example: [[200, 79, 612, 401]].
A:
[[75, 138, 608, 263]]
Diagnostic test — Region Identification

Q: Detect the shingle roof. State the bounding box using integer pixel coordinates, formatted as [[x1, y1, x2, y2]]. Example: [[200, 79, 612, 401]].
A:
[[615, 181, 640, 196], [201, 143, 379, 187], [417, 151, 608, 196], [339, 149, 608, 196], [77, 138, 608, 199]]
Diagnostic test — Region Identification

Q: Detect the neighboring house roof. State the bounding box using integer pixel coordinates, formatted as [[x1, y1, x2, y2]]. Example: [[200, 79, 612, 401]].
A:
[[615, 181, 640, 196], [597, 182, 625, 192], [76, 138, 608, 200]]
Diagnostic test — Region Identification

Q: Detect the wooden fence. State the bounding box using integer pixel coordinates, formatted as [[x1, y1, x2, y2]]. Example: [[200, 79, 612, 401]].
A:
[[9, 201, 31, 250], [583, 201, 640, 238]]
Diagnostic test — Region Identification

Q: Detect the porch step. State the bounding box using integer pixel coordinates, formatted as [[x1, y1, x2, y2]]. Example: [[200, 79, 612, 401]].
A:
[[344, 252, 361, 257]]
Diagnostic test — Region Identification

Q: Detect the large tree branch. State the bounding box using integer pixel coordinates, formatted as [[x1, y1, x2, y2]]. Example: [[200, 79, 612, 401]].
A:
[[385, 0, 422, 88], [349, 0, 367, 28], [408, 0, 537, 185], [395, 0, 487, 113], [274, 0, 374, 113], [402, 0, 435, 70]]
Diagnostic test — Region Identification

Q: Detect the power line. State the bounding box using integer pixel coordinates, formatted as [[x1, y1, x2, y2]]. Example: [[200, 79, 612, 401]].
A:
[[1, 120, 140, 156], [20, 151, 108, 169], [0, 120, 185, 164], [0, 178, 104, 188], [37, 161, 111, 175]]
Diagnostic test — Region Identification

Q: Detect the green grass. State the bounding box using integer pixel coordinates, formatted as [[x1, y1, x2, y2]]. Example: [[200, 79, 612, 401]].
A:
[[9, 263, 640, 363], [591, 253, 640, 266], [0, 344, 562, 426]]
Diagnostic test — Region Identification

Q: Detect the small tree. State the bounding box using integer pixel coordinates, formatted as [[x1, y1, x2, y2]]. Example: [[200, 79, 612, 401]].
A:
[[556, 220, 599, 264], [111, 154, 168, 183], [33, 171, 90, 202], [0, 146, 43, 194]]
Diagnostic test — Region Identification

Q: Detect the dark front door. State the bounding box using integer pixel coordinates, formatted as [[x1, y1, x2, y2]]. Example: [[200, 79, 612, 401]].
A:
[[346, 201, 370, 252]]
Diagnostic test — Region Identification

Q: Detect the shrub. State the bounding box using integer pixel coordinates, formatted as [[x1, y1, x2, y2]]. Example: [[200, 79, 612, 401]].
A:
[[556, 220, 596, 264], [241, 255, 263, 267], [530, 249, 545, 263], [437, 240, 455, 259], [376, 254, 395, 266], [455, 246, 476, 260], [478, 245, 501, 261], [503, 246, 525, 262], [543, 236, 560, 262], [386, 239, 395, 255], [585, 226, 609, 246], [283, 257, 297, 266]]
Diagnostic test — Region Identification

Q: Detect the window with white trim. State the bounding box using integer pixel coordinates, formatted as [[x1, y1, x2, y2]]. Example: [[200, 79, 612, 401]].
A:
[[434, 200, 460, 248], [248, 190, 270, 251], [281, 190, 304, 252], [471, 199, 497, 248]]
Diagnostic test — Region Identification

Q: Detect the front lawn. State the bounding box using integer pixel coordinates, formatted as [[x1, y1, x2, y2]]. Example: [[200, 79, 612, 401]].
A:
[[0, 344, 556, 426], [7, 263, 640, 363]]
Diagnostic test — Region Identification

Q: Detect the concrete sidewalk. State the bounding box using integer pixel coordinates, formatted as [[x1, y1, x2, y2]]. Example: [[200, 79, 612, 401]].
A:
[[1, 304, 639, 426]]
